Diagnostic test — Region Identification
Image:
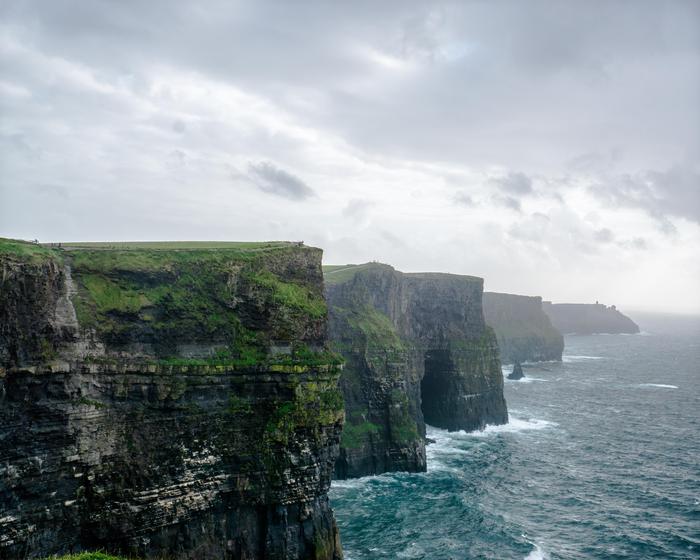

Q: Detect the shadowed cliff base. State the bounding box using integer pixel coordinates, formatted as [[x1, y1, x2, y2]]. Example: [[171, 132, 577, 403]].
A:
[[0, 238, 343, 560], [324, 263, 508, 480]]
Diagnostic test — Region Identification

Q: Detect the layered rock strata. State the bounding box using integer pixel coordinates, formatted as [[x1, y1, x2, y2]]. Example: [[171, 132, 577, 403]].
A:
[[324, 263, 508, 480], [483, 292, 564, 363], [0, 239, 343, 560]]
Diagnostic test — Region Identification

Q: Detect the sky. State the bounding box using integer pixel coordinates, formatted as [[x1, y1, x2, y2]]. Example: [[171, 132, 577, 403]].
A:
[[1, 1, 699, 314]]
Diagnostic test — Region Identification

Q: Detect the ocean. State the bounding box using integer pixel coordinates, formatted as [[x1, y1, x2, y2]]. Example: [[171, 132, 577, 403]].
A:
[[330, 313, 700, 559]]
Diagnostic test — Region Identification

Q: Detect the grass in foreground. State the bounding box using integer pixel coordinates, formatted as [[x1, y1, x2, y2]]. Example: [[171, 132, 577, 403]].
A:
[[0, 237, 61, 262]]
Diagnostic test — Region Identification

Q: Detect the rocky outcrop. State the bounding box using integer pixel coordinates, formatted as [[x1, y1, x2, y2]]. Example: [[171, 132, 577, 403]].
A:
[[0, 239, 343, 560], [324, 263, 508, 480], [483, 292, 564, 363], [542, 301, 640, 334], [507, 362, 524, 380]]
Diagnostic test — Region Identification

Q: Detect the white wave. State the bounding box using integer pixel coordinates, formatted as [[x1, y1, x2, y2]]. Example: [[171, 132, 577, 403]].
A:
[[562, 354, 604, 363], [524, 544, 550, 560], [637, 383, 678, 389], [472, 416, 557, 436], [426, 415, 557, 442], [505, 376, 548, 384], [330, 472, 394, 489]]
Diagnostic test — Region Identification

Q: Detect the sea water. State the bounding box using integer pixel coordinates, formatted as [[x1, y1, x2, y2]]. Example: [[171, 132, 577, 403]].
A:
[[330, 313, 700, 559]]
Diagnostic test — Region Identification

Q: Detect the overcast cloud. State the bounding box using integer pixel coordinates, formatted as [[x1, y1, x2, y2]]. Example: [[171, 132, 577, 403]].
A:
[[1, 0, 698, 313]]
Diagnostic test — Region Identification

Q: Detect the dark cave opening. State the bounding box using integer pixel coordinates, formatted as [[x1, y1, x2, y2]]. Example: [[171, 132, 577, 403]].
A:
[[420, 348, 452, 428]]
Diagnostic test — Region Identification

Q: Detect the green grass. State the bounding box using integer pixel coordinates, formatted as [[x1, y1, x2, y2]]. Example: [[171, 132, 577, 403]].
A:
[[339, 305, 404, 351], [0, 237, 61, 262], [80, 275, 149, 315], [389, 389, 419, 444], [249, 270, 326, 318], [67, 244, 326, 355], [340, 420, 380, 449], [322, 262, 391, 286]]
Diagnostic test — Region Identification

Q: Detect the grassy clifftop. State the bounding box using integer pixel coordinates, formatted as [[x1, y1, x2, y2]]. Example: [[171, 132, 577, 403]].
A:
[[0, 237, 61, 262], [323, 262, 481, 287], [1, 238, 331, 366]]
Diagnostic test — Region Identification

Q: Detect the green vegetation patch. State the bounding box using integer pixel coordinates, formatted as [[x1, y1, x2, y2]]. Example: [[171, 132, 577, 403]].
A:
[[389, 389, 419, 444], [248, 269, 326, 318], [71, 260, 247, 346], [338, 305, 404, 352], [263, 380, 344, 446], [67, 243, 327, 361], [340, 420, 380, 449], [0, 238, 61, 263], [322, 262, 391, 286]]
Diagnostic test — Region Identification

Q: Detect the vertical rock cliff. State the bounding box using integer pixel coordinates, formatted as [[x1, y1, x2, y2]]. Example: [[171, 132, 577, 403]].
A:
[[0, 239, 343, 560], [324, 264, 508, 480], [483, 292, 564, 363], [542, 302, 640, 334]]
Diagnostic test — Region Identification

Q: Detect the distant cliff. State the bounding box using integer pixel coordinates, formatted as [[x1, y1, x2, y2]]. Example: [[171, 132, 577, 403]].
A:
[[324, 263, 507, 480], [542, 302, 640, 334], [483, 292, 564, 363], [0, 239, 343, 560]]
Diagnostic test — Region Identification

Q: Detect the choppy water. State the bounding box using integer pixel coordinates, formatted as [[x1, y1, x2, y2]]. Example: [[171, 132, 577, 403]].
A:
[[330, 313, 700, 559]]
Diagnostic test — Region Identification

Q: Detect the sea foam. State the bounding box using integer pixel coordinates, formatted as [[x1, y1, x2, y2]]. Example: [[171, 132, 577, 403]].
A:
[[637, 383, 678, 389], [562, 354, 604, 363], [524, 544, 550, 560]]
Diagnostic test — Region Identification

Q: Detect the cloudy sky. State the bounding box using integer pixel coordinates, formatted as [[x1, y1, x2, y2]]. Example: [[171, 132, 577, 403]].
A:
[[1, 1, 699, 313]]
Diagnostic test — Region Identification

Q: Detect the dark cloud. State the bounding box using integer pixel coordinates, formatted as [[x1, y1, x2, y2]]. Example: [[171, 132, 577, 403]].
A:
[[453, 192, 474, 206], [489, 172, 533, 196], [492, 195, 522, 212], [593, 228, 614, 243], [1, 0, 697, 171], [247, 161, 315, 200], [589, 165, 700, 228]]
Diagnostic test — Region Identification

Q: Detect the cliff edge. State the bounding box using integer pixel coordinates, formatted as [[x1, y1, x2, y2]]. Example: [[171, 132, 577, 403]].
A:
[[0, 239, 343, 560], [324, 263, 507, 480], [542, 301, 640, 335], [483, 292, 564, 363]]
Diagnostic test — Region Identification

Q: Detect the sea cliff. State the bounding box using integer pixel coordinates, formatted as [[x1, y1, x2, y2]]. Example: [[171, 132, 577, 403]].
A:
[[542, 302, 640, 334], [0, 239, 343, 560], [324, 263, 507, 480], [483, 292, 564, 363]]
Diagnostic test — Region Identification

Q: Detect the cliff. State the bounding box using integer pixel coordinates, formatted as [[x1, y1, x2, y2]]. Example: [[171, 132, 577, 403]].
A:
[[324, 263, 507, 480], [0, 239, 343, 560], [542, 302, 640, 334], [483, 292, 564, 363]]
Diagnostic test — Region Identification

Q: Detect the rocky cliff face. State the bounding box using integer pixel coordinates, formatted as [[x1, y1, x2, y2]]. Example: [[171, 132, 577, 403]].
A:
[[0, 239, 343, 560], [483, 292, 564, 363], [542, 302, 640, 334], [324, 264, 508, 480]]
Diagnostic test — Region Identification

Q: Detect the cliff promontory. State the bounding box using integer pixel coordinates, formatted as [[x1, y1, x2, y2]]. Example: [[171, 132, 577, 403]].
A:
[[324, 263, 507, 479], [0, 239, 343, 560], [542, 301, 640, 334], [483, 292, 564, 363]]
